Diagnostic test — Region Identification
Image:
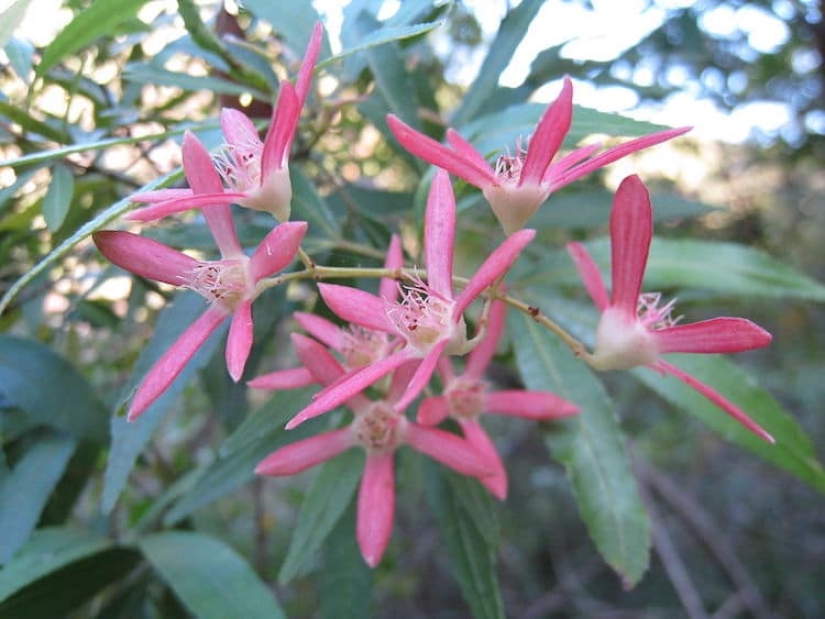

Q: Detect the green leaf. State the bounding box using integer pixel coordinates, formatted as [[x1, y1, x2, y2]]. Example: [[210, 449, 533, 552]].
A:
[[425, 465, 505, 619], [0, 528, 140, 618], [0, 335, 108, 443], [0, 167, 181, 316], [364, 34, 421, 130], [279, 449, 364, 583], [163, 388, 318, 524], [0, 431, 77, 563], [0, 99, 68, 143], [5, 37, 35, 80], [633, 355, 825, 492], [42, 164, 74, 232], [452, 0, 545, 126], [123, 64, 269, 100], [291, 166, 339, 239], [522, 237, 825, 302], [319, 500, 373, 619], [323, 21, 443, 71], [0, 528, 111, 599], [241, 0, 322, 55], [36, 0, 150, 76], [140, 531, 285, 619], [509, 310, 651, 587], [101, 292, 227, 513], [0, 0, 35, 49]]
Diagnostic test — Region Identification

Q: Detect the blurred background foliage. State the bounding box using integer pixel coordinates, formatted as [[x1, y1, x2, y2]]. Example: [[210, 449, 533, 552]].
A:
[[1, 0, 824, 617]]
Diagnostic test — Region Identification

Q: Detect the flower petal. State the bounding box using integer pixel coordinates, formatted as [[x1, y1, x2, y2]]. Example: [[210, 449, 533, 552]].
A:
[[129, 307, 227, 420], [519, 76, 573, 186], [567, 242, 609, 312], [126, 192, 248, 222], [459, 418, 508, 500], [220, 108, 261, 148], [248, 221, 307, 281], [404, 424, 491, 478], [485, 390, 580, 419], [318, 283, 395, 333], [609, 175, 652, 315], [386, 114, 496, 188], [261, 81, 300, 174], [379, 234, 403, 302], [296, 22, 324, 105], [93, 231, 197, 286], [247, 367, 314, 390], [285, 350, 413, 429], [424, 169, 456, 299], [292, 333, 345, 386], [654, 359, 774, 443], [464, 299, 506, 380], [131, 188, 193, 203], [454, 228, 535, 317], [293, 312, 343, 350], [417, 395, 451, 426], [255, 428, 354, 476], [393, 339, 449, 411], [226, 299, 254, 381], [653, 317, 772, 355], [357, 453, 395, 568]]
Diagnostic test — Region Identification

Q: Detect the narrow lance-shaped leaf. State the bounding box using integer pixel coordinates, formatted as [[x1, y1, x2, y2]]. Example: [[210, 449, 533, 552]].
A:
[[42, 164, 74, 232], [509, 310, 651, 587]]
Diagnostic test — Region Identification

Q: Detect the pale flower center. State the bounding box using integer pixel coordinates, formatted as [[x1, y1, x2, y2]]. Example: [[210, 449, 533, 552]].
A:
[[185, 259, 250, 312], [213, 139, 263, 193], [353, 401, 404, 454], [592, 293, 680, 371], [483, 142, 547, 235], [445, 378, 487, 419], [387, 283, 462, 355], [341, 325, 393, 370]]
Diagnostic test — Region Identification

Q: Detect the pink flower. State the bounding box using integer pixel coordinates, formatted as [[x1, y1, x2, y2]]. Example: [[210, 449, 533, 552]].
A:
[[255, 337, 493, 567], [566, 175, 773, 442], [284, 169, 535, 430], [418, 299, 579, 499], [94, 134, 307, 420], [248, 235, 404, 390], [387, 77, 690, 235], [128, 22, 324, 223]]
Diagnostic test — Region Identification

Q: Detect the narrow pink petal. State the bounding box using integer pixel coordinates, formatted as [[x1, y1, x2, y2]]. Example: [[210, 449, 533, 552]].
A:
[[653, 318, 772, 355], [566, 242, 609, 312], [357, 453, 395, 568], [424, 169, 456, 299], [292, 333, 346, 386], [93, 231, 197, 286], [485, 390, 580, 419], [255, 428, 354, 476], [247, 367, 314, 390], [220, 108, 261, 148], [417, 395, 451, 426], [131, 188, 193, 203], [293, 312, 344, 350], [296, 22, 324, 105], [318, 283, 395, 333], [547, 127, 691, 191], [226, 299, 253, 381], [261, 81, 300, 175], [654, 359, 774, 443], [542, 142, 601, 187], [248, 221, 307, 281], [126, 192, 248, 222], [404, 424, 490, 477], [445, 128, 494, 172], [392, 340, 448, 411], [455, 228, 535, 317], [519, 76, 573, 186], [459, 419, 508, 500], [129, 307, 227, 420], [609, 175, 652, 315], [379, 234, 403, 301], [385, 360, 419, 403], [464, 299, 506, 380], [386, 115, 496, 188], [285, 351, 413, 429]]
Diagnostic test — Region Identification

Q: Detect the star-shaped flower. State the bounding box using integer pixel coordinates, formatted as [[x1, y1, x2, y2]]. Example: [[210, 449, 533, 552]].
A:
[[388, 77, 690, 235], [567, 174, 773, 441]]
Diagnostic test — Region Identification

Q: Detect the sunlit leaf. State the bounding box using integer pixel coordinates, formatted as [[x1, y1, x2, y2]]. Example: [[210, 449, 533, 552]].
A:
[[0, 0, 35, 49], [42, 164, 74, 232]]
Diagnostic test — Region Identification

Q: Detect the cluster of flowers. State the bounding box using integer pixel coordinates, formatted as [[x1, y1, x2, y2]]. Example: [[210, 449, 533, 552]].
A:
[[94, 23, 773, 567]]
